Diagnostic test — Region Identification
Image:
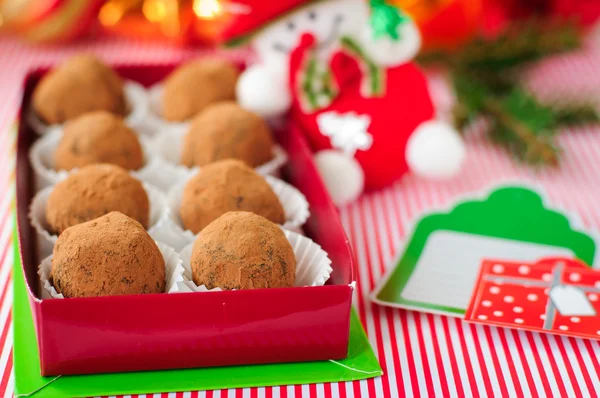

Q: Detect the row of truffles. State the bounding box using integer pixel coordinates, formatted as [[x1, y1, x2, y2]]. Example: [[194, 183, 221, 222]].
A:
[[35, 55, 275, 175], [51, 211, 295, 297], [41, 159, 288, 240], [159, 58, 277, 169], [32, 53, 240, 126], [44, 101, 275, 174]]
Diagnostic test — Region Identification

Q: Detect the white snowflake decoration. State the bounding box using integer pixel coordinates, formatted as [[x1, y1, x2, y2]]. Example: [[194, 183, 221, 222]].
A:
[[316, 111, 373, 156]]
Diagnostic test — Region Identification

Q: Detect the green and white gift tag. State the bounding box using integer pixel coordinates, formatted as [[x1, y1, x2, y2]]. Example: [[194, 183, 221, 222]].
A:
[[371, 185, 598, 318]]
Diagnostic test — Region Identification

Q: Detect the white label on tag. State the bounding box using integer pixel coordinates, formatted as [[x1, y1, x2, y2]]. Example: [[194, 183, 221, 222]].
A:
[[401, 230, 574, 311], [550, 285, 596, 316]]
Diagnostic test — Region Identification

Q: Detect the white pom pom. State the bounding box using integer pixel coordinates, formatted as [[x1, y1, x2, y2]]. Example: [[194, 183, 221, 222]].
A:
[[361, 21, 421, 66], [314, 150, 364, 206], [236, 64, 291, 118], [406, 120, 466, 179]]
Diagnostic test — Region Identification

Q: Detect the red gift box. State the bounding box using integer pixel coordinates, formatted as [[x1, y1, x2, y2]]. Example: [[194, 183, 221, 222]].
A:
[[15, 64, 356, 376], [466, 257, 600, 340]]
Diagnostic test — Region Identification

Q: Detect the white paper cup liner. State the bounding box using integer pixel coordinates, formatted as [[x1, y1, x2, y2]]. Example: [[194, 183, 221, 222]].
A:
[[29, 128, 157, 190], [255, 145, 288, 176], [27, 80, 149, 136], [176, 228, 333, 292], [121, 81, 150, 133], [38, 241, 184, 299], [145, 84, 192, 135], [152, 126, 288, 178], [30, 182, 169, 259], [266, 176, 309, 230], [166, 174, 309, 241]]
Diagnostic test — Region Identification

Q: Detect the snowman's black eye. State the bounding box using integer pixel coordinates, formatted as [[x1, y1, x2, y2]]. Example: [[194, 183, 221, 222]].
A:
[[287, 21, 295, 30], [308, 11, 316, 20]]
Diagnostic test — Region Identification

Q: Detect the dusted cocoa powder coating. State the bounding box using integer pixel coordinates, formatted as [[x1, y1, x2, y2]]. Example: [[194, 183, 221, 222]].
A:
[[46, 164, 149, 235], [181, 101, 274, 168], [51, 212, 165, 298], [33, 54, 126, 124], [179, 159, 284, 234], [162, 58, 239, 121], [54, 111, 144, 171], [191, 212, 296, 290]]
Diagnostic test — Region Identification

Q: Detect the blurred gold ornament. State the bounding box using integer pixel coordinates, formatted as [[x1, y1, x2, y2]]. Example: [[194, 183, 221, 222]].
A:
[[143, 0, 167, 22], [193, 0, 221, 19], [100, 0, 181, 37], [0, 0, 103, 43], [99, 0, 134, 26], [98, 0, 225, 44]]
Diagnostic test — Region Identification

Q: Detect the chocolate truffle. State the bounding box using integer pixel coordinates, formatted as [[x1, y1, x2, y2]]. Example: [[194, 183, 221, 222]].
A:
[[51, 212, 165, 298], [54, 111, 144, 171], [46, 164, 149, 235], [191, 211, 296, 290], [179, 159, 284, 233], [162, 58, 239, 121], [181, 101, 274, 168], [32, 54, 126, 124]]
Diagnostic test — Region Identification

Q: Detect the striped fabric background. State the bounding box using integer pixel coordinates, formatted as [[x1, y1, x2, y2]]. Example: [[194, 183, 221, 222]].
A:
[[2, 34, 600, 397]]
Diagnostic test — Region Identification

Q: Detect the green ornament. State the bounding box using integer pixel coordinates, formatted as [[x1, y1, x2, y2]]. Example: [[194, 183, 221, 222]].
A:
[[369, 0, 408, 41]]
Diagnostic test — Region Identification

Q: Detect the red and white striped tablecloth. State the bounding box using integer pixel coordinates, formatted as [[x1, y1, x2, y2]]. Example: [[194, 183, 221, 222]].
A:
[[2, 36, 600, 397]]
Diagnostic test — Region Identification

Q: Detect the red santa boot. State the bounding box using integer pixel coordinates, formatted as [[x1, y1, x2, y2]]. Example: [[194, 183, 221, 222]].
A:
[[289, 33, 465, 205]]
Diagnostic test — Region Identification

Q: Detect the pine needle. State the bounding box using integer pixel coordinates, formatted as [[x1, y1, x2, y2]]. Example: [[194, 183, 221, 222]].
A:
[[551, 103, 600, 126]]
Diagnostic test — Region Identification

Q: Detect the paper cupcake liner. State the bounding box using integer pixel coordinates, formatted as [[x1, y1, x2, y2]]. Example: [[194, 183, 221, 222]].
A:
[[29, 128, 157, 191], [38, 241, 184, 299], [30, 182, 169, 259], [122, 81, 150, 133], [175, 228, 333, 293], [255, 145, 288, 176], [27, 81, 150, 136], [265, 175, 309, 230], [166, 173, 309, 242], [144, 84, 192, 136], [152, 126, 288, 179]]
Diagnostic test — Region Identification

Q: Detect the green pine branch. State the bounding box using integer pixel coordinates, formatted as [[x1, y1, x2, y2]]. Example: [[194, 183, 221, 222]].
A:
[[420, 19, 599, 167]]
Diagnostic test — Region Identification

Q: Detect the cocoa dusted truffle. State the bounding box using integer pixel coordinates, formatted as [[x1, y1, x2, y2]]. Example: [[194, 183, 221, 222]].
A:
[[180, 159, 284, 233], [46, 164, 149, 235], [162, 58, 239, 121], [54, 111, 144, 171], [32, 54, 126, 124], [191, 211, 296, 290], [181, 101, 274, 168], [51, 212, 165, 298]]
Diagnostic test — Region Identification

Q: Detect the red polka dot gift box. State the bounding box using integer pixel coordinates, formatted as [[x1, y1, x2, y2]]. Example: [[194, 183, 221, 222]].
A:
[[465, 257, 600, 340]]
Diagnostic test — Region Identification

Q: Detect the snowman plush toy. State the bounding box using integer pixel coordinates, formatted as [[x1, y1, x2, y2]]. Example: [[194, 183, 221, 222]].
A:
[[222, 0, 466, 206]]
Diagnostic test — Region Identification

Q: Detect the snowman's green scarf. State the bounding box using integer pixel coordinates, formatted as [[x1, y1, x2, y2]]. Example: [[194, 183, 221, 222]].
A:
[[300, 55, 339, 113], [298, 36, 385, 113]]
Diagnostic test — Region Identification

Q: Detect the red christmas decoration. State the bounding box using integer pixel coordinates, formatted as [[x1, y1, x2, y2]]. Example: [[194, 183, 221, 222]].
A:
[[467, 257, 600, 340], [289, 33, 435, 191]]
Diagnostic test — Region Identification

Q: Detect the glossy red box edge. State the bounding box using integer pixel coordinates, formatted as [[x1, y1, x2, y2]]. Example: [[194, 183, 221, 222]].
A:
[[15, 64, 357, 376]]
